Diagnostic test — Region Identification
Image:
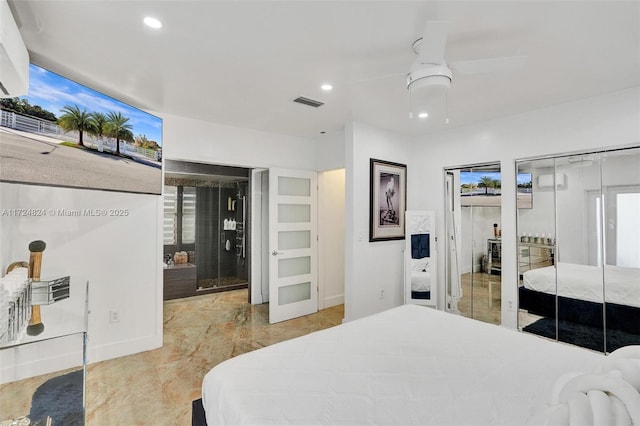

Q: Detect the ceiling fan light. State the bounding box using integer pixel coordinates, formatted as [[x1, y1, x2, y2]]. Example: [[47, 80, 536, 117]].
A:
[[408, 76, 449, 120], [407, 74, 451, 92]]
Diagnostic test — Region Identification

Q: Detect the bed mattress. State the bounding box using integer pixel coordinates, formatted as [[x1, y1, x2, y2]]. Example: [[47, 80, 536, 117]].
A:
[[202, 305, 604, 425], [523, 263, 640, 308]]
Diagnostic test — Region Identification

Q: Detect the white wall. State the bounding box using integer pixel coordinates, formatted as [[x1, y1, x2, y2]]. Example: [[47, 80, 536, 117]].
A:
[[519, 150, 640, 267], [460, 206, 501, 273], [162, 113, 318, 170], [315, 128, 346, 171], [344, 122, 413, 321], [318, 169, 345, 309], [409, 87, 640, 329], [0, 183, 162, 382]]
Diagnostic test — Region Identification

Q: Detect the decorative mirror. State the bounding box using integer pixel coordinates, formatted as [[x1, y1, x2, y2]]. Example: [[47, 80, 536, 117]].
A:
[[405, 211, 437, 306]]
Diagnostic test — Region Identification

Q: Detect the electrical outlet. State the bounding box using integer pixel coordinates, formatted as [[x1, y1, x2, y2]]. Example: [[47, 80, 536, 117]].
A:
[[507, 300, 514, 311], [379, 289, 385, 299], [109, 309, 121, 323]]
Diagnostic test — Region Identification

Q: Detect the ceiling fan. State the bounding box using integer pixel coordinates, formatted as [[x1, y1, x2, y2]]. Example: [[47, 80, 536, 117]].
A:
[[406, 21, 526, 120]]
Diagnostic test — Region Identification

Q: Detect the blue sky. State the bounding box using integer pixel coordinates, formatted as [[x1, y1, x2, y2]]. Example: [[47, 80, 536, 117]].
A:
[[460, 171, 532, 185], [22, 64, 162, 145], [460, 171, 501, 185], [517, 172, 532, 185]]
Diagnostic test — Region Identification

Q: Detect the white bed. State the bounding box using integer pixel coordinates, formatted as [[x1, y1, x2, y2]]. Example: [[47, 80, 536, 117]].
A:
[[202, 305, 610, 426], [410, 257, 430, 292], [523, 263, 640, 308]]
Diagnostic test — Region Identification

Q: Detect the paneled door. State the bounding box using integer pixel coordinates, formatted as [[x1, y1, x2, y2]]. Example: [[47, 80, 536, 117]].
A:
[[268, 168, 318, 323]]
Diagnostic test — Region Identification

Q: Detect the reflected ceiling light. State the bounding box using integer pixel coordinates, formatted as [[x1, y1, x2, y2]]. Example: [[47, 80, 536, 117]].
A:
[[418, 112, 429, 119], [568, 158, 594, 168], [143, 16, 162, 29], [321, 83, 333, 91]]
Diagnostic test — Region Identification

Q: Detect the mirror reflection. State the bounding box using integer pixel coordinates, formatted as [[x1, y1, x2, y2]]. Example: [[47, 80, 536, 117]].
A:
[[405, 211, 436, 306], [444, 164, 502, 325], [518, 147, 640, 353]]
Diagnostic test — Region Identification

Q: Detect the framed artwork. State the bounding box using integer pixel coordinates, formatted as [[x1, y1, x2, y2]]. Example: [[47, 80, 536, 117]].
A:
[[369, 158, 407, 241], [0, 63, 163, 194]]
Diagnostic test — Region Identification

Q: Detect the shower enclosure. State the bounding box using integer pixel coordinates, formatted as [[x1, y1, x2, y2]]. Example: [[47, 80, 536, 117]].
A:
[[163, 161, 250, 299]]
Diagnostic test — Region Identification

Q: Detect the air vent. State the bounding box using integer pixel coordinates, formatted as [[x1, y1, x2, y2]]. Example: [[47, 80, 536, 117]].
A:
[[293, 96, 324, 108]]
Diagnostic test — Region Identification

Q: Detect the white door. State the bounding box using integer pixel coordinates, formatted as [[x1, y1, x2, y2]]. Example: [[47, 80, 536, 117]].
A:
[[269, 168, 318, 323]]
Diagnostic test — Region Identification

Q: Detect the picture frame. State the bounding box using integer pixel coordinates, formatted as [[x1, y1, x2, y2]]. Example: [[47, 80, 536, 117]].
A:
[[369, 158, 407, 241]]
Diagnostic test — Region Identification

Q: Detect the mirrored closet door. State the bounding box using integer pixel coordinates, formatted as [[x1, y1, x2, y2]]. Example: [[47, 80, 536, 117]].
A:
[[445, 164, 502, 324], [517, 147, 640, 353]]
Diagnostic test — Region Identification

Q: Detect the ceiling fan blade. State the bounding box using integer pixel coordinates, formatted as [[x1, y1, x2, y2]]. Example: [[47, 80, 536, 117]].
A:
[[348, 71, 406, 86], [449, 55, 527, 75], [416, 21, 449, 65]]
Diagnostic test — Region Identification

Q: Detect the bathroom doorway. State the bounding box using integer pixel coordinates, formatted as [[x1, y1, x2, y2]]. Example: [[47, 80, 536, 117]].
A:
[[163, 160, 250, 299]]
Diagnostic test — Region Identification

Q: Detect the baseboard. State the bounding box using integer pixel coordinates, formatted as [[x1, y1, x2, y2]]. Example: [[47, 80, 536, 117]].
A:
[[87, 334, 163, 364], [0, 333, 85, 384], [0, 333, 162, 384], [322, 294, 344, 309]]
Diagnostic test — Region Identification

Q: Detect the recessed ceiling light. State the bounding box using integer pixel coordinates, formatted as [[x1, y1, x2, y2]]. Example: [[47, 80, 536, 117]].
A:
[[321, 84, 333, 91], [144, 16, 162, 29], [418, 112, 429, 119]]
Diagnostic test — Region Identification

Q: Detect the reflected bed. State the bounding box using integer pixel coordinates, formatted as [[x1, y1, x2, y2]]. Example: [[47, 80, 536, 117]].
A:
[[201, 305, 606, 425], [520, 263, 640, 334], [410, 257, 431, 299]]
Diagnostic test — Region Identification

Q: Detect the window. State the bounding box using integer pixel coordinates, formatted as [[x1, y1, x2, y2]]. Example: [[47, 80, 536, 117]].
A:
[[182, 187, 196, 244], [164, 185, 177, 245], [164, 185, 196, 246]]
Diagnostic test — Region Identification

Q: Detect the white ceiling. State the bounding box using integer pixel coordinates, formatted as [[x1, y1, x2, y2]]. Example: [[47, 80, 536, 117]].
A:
[[9, 1, 640, 139]]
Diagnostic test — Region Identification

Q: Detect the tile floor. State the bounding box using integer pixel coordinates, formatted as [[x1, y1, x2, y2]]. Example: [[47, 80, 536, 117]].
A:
[[1, 289, 344, 425]]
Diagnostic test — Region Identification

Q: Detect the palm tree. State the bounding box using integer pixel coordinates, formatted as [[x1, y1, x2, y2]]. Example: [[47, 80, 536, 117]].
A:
[[478, 176, 495, 194], [58, 104, 96, 147], [105, 111, 133, 155], [89, 111, 108, 139]]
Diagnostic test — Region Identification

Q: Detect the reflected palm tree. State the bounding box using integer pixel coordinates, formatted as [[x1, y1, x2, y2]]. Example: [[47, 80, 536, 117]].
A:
[[478, 176, 495, 194]]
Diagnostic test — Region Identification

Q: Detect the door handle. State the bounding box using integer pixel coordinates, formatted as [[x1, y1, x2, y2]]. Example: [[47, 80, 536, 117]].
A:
[[272, 250, 281, 256]]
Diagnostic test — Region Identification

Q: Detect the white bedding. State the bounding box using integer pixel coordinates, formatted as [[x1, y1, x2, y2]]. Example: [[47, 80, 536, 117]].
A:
[[410, 258, 430, 292], [523, 263, 640, 308], [202, 305, 604, 426]]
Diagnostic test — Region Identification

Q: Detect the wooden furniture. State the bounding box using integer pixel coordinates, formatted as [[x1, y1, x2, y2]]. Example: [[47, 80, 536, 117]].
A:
[[163, 263, 197, 300]]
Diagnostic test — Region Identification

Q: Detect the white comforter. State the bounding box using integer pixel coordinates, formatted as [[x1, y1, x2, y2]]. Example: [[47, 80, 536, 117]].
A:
[[523, 263, 640, 308], [411, 257, 431, 292], [202, 305, 603, 425]]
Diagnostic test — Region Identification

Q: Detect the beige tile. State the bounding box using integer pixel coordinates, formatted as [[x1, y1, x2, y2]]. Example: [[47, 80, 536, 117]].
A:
[[1, 289, 344, 425]]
